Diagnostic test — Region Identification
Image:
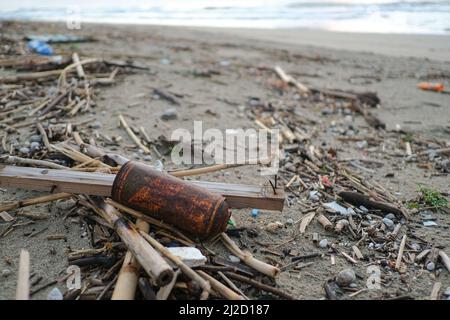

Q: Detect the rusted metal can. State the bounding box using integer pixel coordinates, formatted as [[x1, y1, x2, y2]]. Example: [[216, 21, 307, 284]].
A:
[[112, 161, 231, 239]]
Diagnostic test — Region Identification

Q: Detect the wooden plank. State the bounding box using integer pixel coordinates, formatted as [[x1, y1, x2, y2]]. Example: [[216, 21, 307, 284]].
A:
[[0, 165, 284, 211], [0, 165, 114, 195]]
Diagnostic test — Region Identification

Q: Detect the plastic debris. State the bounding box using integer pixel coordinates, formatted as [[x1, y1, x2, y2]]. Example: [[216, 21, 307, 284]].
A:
[[166, 247, 207, 268], [228, 255, 240, 263], [319, 239, 328, 248], [47, 287, 63, 300], [27, 40, 53, 56], [25, 34, 94, 43], [417, 82, 444, 92], [323, 201, 348, 215], [251, 208, 259, 217], [309, 190, 321, 201]]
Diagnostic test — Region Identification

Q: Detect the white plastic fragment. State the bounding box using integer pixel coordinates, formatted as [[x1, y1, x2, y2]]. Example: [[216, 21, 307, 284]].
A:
[[323, 201, 348, 215], [47, 287, 63, 300], [423, 221, 438, 227], [166, 247, 207, 268]]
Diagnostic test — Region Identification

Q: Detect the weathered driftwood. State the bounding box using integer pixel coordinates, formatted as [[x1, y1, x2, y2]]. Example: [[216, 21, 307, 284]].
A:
[[0, 165, 284, 210], [221, 233, 280, 278], [395, 235, 407, 271], [274, 66, 309, 94], [338, 191, 407, 218]]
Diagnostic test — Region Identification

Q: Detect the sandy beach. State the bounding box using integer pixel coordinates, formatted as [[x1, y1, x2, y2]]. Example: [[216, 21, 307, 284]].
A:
[[0, 20, 449, 300]]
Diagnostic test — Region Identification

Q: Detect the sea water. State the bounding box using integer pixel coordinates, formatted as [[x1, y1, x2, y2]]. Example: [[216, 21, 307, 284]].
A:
[[0, 0, 449, 35]]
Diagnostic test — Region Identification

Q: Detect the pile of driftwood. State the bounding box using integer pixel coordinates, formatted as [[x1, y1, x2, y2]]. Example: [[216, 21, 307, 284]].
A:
[[0, 35, 290, 300]]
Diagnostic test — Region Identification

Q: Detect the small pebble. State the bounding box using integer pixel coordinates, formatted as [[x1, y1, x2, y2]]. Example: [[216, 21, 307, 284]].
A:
[[1, 269, 11, 278], [133, 153, 140, 159], [90, 121, 102, 129], [336, 268, 356, 287], [343, 108, 353, 116], [19, 147, 30, 154], [266, 221, 283, 233], [47, 287, 63, 300], [384, 213, 396, 220], [359, 206, 368, 213], [56, 198, 77, 210], [228, 255, 240, 263], [30, 141, 40, 152], [382, 218, 395, 230], [321, 107, 333, 115], [29, 135, 42, 143], [319, 239, 328, 248], [161, 108, 178, 120], [444, 286, 450, 297], [426, 261, 435, 271], [143, 155, 152, 161], [285, 218, 294, 226], [160, 58, 171, 65]]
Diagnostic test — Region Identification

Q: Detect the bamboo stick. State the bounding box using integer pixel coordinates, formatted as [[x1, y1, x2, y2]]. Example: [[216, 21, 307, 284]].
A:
[[317, 213, 333, 231], [224, 272, 295, 300], [221, 233, 280, 278], [36, 122, 52, 151], [2, 155, 68, 169], [138, 230, 211, 300], [197, 270, 245, 300], [274, 65, 309, 94], [169, 163, 240, 177], [395, 235, 407, 271], [217, 271, 249, 300], [91, 200, 174, 286], [72, 53, 86, 79], [438, 250, 450, 272], [111, 219, 149, 300], [105, 199, 193, 244], [0, 192, 71, 212], [118, 114, 150, 154], [16, 249, 30, 300], [430, 282, 441, 300], [156, 270, 180, 300]]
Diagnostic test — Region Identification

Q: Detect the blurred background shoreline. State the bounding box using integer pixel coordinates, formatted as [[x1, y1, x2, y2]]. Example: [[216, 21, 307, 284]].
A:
[[1, 0, 450, 35]]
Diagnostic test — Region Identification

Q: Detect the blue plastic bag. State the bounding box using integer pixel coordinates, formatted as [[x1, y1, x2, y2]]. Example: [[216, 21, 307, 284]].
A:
[[27, 40, 53, 56]]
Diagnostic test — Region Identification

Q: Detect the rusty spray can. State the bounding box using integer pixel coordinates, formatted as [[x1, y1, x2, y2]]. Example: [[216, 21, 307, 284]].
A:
[[111, 161, 231, 239]]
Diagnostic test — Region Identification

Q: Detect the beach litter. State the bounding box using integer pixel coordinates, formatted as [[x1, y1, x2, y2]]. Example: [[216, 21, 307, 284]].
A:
[[0, 29, 449, 301]]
